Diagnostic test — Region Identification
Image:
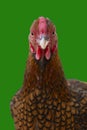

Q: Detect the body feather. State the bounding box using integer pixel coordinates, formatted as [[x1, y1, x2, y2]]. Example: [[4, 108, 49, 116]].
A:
[[10, 17, 87, 130]]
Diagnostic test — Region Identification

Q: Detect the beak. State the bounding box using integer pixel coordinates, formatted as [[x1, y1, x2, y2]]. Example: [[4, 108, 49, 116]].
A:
[[39, 36, 49, 50]]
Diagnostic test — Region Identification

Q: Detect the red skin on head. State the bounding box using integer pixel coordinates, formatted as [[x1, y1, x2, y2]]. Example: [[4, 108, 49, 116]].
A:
[[30, 43, 35, 53], [29, 16, 57, 61]]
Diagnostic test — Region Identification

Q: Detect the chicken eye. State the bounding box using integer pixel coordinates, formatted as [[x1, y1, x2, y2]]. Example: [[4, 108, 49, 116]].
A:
[[52, 31, 55, 35], [31, 32, 34, 35]]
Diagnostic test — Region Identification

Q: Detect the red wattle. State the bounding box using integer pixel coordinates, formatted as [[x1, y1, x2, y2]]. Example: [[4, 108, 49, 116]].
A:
[[45, 46, 51, 60], [52, 44, 57, 53], [35, 46, 42, 60], [30, 44, 35, 53]]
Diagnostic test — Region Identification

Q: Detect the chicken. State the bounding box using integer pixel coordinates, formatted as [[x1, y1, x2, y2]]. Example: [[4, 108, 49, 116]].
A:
[[10, 16, 87, 130]]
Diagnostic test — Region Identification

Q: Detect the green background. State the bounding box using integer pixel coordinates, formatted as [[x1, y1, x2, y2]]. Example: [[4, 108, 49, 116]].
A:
[[0, 0, 87, 129]]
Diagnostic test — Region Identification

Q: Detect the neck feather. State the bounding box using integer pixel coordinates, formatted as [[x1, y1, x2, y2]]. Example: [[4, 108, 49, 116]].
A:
[[23, 51, 69, 98]]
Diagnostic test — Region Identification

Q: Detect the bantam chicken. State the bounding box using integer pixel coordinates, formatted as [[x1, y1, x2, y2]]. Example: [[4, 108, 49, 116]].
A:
[[11, 16, 87, 130]]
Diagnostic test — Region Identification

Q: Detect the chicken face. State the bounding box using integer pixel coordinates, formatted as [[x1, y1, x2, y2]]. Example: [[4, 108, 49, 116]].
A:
[[29, 16, 58, 60]]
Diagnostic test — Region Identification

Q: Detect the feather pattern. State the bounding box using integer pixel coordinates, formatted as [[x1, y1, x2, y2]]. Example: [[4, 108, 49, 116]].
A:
[[10, 17, 87, 130]]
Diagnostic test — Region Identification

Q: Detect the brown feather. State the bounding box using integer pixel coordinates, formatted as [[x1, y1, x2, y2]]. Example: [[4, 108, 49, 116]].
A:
[[11, 51, 87, 130], [10, 17, 87, 130]]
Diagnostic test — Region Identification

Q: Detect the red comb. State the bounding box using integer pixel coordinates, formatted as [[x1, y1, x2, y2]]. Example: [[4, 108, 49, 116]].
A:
[[39, 17, 47, 34]]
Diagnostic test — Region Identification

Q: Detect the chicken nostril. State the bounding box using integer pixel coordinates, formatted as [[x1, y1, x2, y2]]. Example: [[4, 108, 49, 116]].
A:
[[41, 29, 44, 34], [39, 26, 47, 34], [39, 35, 49, 41]]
